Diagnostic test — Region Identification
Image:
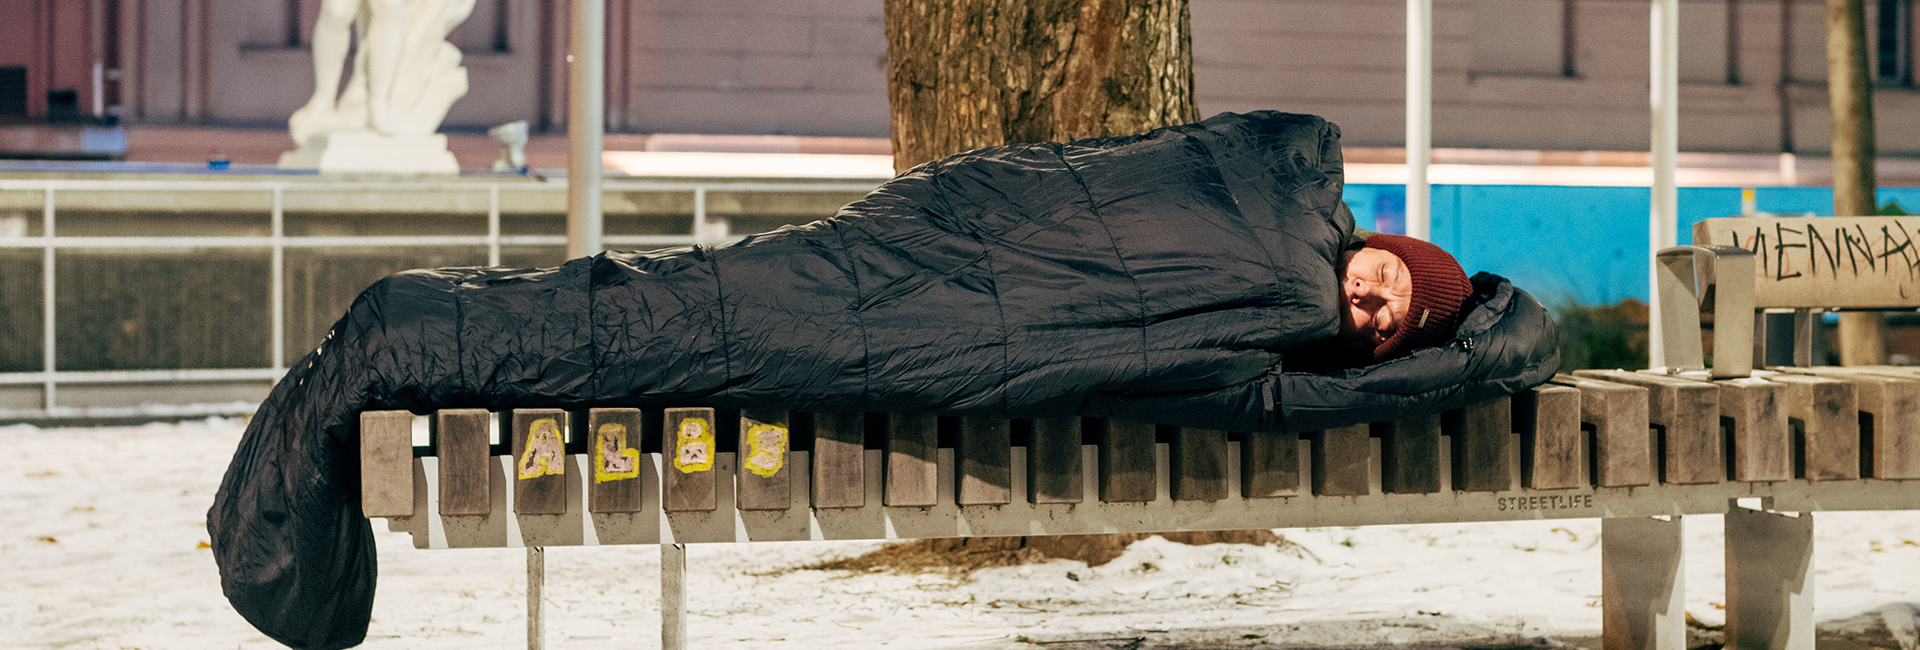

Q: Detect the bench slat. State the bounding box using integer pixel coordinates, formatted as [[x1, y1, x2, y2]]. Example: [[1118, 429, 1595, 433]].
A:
[[736, 409, 792, 510], [1099, 419, 1156, 503], [1170, 427, 1228, 502], [511, 409, 570, 515], [1795, 367, 1920, 479], [1716, 379, 1792, 482], [586, 408, 645, 513], [1552, 374, 1653, 487], [1027, 416, 1084, 504], [1766, 374, 1860, 481], [1575, 370, 1721, 485], [812, 412, 865, 509], [359, 410, 414, 518], [1311, 423, 1371, 497], [1242, 430, 1301, 498], [957, 416, 1012, 505], [1519, 385, 1584, 489], [1857, 368, 1920, 478], [1450, 397, 1512, 492], [662, 408, 718, 512], [1381, 414, 1441, 494], [433, 408, 492, 516], [884, 412, 939, 507]]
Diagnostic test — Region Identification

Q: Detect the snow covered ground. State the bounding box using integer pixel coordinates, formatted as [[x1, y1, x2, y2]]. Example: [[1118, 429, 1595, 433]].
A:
[[5, 418, 1919, 650]]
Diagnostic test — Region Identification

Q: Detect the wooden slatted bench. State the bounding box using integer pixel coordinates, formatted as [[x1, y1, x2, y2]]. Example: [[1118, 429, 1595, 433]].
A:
[[355, 216, 1920, 650]]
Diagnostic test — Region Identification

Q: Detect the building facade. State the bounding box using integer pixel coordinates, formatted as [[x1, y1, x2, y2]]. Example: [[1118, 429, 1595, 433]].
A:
[[3, 0, 1919, 154]]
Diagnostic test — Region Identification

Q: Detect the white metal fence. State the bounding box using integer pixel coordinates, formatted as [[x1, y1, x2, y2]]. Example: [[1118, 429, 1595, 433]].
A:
[[0, 177, 884, 415]]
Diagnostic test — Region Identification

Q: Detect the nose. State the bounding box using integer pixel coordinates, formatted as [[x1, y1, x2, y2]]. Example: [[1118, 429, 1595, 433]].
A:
[[1347, 275, 1377, 301]]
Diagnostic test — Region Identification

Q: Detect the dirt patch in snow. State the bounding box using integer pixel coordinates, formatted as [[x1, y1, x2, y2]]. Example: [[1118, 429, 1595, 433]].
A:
[[801, 530, 1289, 575]]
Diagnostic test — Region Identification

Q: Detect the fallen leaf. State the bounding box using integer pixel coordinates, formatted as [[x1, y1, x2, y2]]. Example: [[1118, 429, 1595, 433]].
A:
[[196, 541, 211, 549], [38, 536, 57, 543]]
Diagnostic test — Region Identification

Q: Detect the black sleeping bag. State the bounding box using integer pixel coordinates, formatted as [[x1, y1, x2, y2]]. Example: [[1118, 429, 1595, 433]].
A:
[[208, 111, 1559, 648]]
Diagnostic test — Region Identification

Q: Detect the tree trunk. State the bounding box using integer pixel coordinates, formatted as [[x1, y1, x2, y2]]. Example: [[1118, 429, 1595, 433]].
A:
[[1827, 0, 1885, 365], [879, 0, 1212, 554], [883, 0, 1197, 172]]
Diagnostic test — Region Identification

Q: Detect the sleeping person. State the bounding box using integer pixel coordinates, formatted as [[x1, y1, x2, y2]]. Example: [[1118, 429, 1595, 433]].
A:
[[210, 110, 1559, 649]]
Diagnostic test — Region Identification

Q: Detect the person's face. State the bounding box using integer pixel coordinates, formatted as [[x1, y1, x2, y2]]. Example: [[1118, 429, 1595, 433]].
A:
[[1338, 248, 1413, 350]]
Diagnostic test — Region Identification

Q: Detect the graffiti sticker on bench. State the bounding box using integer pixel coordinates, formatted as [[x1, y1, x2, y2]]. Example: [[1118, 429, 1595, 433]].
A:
[[517, 417, 566, 479], [672, 412, 715, 474], [594, 422, 640, 483], [742, 422, 787, 478]]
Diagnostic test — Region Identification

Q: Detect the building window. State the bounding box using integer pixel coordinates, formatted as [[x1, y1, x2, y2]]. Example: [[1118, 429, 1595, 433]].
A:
[[1473, 0, 1576, 77], [450, 0, 513, 54], [1786, 0, 1829, 83], [1879, 0, 1913, 85], [0, 67, 26, 118], [1680, 0, 1738, 85], [242, 0, 303, 49]]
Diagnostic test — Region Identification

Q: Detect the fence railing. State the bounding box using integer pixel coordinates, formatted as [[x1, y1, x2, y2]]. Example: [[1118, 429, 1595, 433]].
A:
[[0, 176, 885, 416]]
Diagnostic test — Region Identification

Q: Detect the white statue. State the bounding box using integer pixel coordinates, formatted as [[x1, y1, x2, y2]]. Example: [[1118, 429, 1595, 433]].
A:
[[488, 120, 528, 172], [279, 0, 476, 174]]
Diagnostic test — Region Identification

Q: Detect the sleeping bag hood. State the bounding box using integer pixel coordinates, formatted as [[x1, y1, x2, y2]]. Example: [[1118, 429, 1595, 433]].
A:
[[209, 111, 1559, 648]]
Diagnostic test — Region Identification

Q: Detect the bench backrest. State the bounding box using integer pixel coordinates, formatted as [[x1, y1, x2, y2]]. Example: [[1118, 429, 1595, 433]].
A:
[[1693, 216, 1920, 309], [1658, 215, 1920, 377]]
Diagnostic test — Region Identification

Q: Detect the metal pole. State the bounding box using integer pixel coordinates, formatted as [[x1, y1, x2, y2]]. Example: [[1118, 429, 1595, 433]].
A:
[[692, 186, 708, 245], [488, 184, 502, 266], [270, 186, 286, 372], [1405, 0, 1432, 241], [662, 542, 687, 650], [42, 188, 56, 410], [1648, 0, 1680, 369], [566, 0, 606, 260], [528, 546, 545, 650]]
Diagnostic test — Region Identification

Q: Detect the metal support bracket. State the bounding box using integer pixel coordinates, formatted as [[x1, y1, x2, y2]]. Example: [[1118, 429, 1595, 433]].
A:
[[1655, 245, 1756, 377], [1726, 503, 1814, 650], [1603, 516, 1687, 650]]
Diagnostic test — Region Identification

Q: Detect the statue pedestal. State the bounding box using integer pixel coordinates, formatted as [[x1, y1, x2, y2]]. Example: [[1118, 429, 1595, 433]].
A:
[[278, 131, 461, 174]]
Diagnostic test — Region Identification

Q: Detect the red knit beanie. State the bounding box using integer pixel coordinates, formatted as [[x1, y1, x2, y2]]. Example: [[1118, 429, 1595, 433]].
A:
[[1361, 234, 1473, 360]]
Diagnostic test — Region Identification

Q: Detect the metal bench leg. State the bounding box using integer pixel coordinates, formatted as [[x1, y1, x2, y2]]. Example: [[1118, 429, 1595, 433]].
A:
[[1603, 516, 1687, 650], [663, 542, 687, 650], [1726, 504, 1814, 650], [528, 546, 545, 650]]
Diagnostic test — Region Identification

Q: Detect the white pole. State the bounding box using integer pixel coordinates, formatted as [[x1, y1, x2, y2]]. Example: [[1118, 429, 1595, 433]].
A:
[[42, 188, 56, 411], [488, 184, 502, 266], [662, 543, 687, 650], [528, 546, 545, 650], [270, 186, 285, 372], [566, 0, 605, 260], [1649, 0, 1680, 368], [1406, 0, 1433, 241]]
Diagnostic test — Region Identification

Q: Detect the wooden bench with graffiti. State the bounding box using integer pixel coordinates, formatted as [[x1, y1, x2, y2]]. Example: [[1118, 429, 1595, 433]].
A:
[[355, 215, 1920, 650]]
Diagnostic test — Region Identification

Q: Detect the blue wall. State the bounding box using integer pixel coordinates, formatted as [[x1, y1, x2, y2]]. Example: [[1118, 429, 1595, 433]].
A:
[[1343, 184, 1919, 307]]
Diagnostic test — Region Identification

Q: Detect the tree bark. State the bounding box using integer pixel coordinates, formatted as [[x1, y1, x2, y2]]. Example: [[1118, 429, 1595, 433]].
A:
[[880, 0, 1209, 553], [883, 0, 1197, 172], [1826, 0, 1884, 365]]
